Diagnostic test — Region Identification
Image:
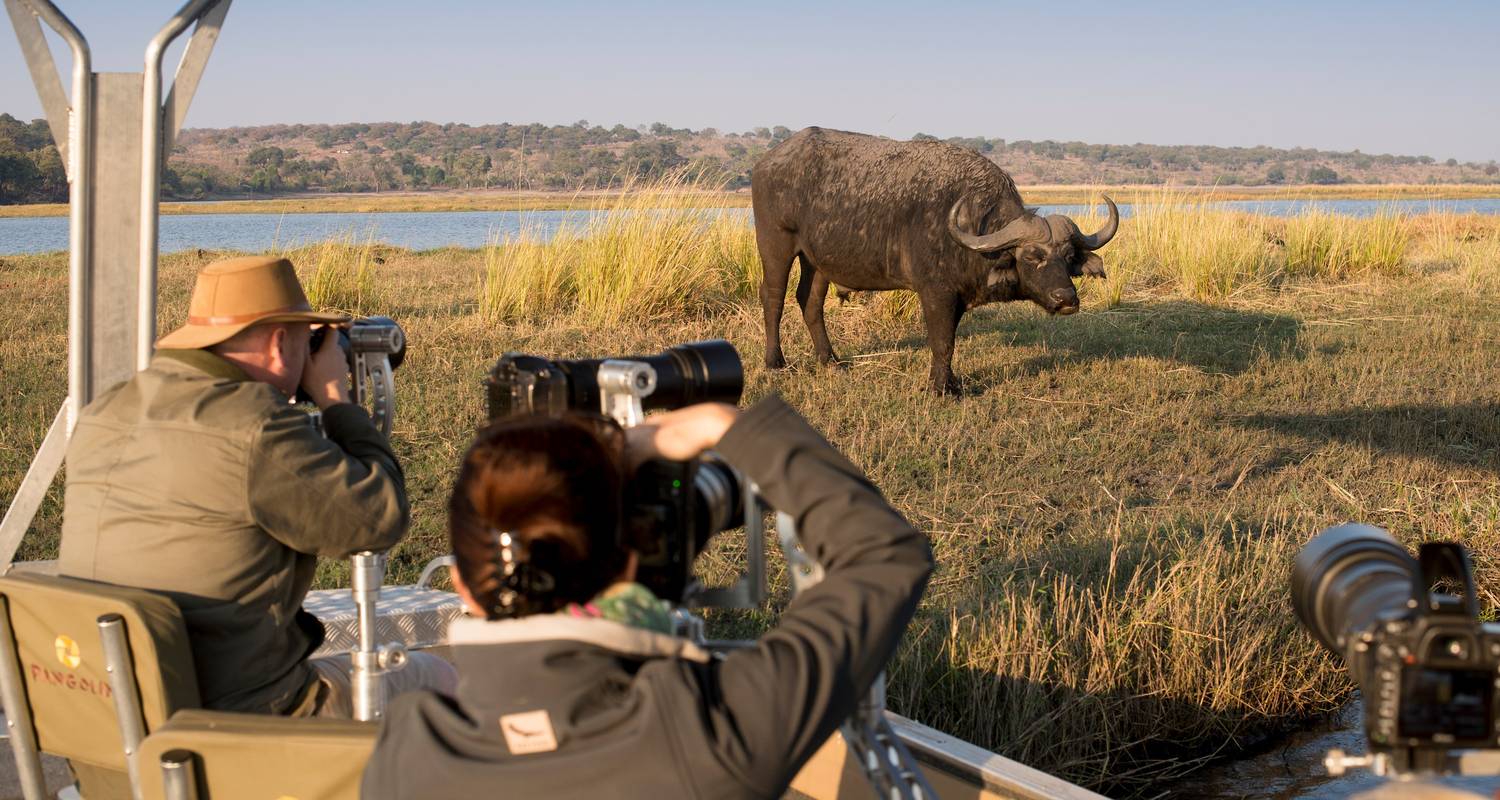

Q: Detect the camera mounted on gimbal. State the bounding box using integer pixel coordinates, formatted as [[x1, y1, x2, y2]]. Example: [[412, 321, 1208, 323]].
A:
[[1293, 523, 1500, 780], [298, 316, 407, 437], [486, 339, 767, 609]]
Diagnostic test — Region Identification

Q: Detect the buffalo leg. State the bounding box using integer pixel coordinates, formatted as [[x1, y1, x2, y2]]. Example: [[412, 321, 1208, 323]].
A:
[[917, 289, 965, 395], [795, 263, 839, 366], [756, 228, 797, 369]]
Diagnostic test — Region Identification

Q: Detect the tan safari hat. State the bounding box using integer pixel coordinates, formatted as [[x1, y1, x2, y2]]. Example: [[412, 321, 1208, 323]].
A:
[[156, 256, 350, 350]]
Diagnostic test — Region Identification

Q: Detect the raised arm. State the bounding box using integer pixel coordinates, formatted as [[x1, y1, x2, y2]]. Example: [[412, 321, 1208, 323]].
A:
[[248, 403, 409, 557], [683, 395, 933, 795]]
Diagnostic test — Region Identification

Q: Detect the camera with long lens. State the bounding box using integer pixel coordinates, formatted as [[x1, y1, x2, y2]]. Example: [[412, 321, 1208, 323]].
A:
[[298, 316, 407, 437], [1292, 523, 1500, 778], [487, 340, 761, 606]]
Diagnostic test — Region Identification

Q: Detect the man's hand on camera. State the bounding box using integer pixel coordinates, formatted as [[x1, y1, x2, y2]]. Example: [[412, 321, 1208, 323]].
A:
[[301, 325, 352, 409], [627, 403, 739, 466]]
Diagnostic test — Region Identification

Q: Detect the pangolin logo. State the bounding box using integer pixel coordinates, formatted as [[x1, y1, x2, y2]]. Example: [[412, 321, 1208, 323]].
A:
[[54, 635, 80, 670]]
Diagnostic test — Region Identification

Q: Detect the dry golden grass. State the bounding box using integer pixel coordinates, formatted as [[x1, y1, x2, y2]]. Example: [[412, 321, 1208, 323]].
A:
[[286, 231, 385, 314], [479, 171, 755, 325], [4, 197, 1500, 796]]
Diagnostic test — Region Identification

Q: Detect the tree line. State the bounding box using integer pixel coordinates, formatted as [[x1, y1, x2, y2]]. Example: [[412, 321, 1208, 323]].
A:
[[3, 113, 1497, 204]]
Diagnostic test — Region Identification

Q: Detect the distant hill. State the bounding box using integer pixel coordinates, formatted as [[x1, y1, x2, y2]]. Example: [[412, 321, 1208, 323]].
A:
[[3, 113, 1498, 203]]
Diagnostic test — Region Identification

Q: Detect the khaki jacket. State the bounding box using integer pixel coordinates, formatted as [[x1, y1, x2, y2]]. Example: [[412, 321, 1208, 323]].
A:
[[59, 349, 408, 714]]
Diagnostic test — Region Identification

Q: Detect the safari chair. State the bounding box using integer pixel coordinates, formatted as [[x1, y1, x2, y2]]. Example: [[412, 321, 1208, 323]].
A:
[[0, 573, 378, 800], [0, 572, 200, 799]]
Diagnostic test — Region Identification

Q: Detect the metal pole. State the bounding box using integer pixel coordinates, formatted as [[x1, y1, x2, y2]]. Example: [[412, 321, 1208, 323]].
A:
[[98, 613, 147, 800], [11, 0, 93, 424], [0, 596, 48, 800], [159, 749, 199, 800], [350, 551, 386, 721], [139, 0, 223, 371]]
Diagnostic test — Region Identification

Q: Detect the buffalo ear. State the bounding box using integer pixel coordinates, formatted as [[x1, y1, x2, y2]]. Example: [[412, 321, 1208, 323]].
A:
[[1072, 251, 1107, 278]]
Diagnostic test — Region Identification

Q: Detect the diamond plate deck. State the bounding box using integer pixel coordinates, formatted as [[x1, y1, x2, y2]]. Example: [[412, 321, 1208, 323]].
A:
[[304, 586, 464, 658]]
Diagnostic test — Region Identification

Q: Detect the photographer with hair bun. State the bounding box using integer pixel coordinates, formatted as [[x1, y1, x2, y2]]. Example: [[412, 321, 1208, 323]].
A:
[[361, 396, 933, 799]]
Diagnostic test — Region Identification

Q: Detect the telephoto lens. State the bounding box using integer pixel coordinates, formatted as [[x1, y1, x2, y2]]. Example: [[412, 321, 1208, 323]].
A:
[[638, 340, 743, 410], [487, 340, 743, 420], [1290, 523, 1417, 687]]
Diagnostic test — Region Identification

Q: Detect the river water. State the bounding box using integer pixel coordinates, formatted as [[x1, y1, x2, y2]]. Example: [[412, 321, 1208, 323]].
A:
[[5, 199, 1500, 256], [1183, 701, 1500, 798]]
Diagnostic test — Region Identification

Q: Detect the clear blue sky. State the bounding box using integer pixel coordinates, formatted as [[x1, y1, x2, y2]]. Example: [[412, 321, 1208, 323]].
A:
[[5, 0, 1498, 161]]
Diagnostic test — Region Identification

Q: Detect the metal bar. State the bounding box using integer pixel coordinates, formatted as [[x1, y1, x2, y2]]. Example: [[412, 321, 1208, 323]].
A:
[[140, 0, 223, 371], [98, 613, 146, 800], [4, 0, 70, 165], [350, 551, 386, 721], [0, 596, 48, 800], [161, 0, 230, 152], [159, 749, 199, 800], [415, 555, 456, 590], [11, 0, 93, 419], [0, 405, 68, 570]]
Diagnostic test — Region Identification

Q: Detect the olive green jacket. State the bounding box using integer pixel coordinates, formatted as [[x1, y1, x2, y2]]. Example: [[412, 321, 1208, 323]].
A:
[[59, 349, 408, 714]]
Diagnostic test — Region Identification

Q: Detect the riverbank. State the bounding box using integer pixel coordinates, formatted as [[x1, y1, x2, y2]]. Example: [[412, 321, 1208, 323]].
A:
[[4, 183, 1500, 218], [3, 202, 1498, 797]]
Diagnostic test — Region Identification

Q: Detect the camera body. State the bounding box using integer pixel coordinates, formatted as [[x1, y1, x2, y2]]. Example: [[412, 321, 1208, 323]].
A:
[[1293, 524, 1500, 776], [487, 340, 760, 607], [1358, 600, 1500, 754]]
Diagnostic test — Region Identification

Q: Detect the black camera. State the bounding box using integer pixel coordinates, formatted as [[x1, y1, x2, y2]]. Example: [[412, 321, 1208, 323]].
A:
[[487, 340, 749, 603], [1292, 523, 1500, 775]]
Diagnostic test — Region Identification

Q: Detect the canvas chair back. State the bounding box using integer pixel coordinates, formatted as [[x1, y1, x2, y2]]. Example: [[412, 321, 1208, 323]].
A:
[[0, 573, 200, 774], [138, 710, 376, 800]]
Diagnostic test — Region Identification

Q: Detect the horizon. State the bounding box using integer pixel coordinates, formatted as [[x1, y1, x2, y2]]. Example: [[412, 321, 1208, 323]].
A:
[[2, 1, 1498, 162]]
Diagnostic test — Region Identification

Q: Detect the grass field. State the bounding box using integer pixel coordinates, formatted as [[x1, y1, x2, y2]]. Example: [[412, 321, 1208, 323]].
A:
[[3, 196, 1499, 796], [3, 181, 1498, 217]]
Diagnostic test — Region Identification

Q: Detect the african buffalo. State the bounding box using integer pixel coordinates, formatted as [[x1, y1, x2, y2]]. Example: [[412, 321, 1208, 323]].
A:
[[751, 127, 1119, 394]]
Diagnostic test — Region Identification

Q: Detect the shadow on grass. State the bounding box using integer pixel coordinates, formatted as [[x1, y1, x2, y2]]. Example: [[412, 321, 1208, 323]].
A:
[[1232, 403, 1500, 474], [845, 299, 1304, 393], [977, 300, 1302, 377]]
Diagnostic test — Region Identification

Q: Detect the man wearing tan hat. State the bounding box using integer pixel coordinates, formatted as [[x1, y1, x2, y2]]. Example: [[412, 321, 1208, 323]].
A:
[[60, 255, 454, 718]]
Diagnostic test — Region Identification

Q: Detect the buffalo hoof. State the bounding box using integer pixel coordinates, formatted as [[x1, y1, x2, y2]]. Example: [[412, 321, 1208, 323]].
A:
[[928, 377, 962, 397], [765, 352, 787, 369]]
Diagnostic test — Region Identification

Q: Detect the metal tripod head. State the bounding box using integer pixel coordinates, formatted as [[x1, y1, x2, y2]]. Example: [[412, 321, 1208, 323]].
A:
[[0, 0, 233, 570]]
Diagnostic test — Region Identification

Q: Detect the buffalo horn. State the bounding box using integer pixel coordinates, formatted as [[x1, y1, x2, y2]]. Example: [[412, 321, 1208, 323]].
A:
[[1079, 195, 1120, 251], [947, 198, 1047, 253]]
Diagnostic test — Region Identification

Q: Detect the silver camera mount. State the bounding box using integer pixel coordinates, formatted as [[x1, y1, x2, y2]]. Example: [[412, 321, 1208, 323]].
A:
[[350, 322, 404, 438], [349, 550, 408, 721]]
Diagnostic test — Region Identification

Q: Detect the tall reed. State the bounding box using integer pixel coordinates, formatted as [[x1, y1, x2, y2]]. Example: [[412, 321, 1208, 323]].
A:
[[296, 230, 382, 314], [480, 170, 759, 324], [1096, 192, 1279, 302], [1281, 207, 1410, 279]]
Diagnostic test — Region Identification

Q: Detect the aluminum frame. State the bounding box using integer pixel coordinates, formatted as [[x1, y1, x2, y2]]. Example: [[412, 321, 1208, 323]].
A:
[[99, 613, 148, 800], [0, 596, 48, 800], [0, 0, 232, 571], [159, 748, 199, 800]]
